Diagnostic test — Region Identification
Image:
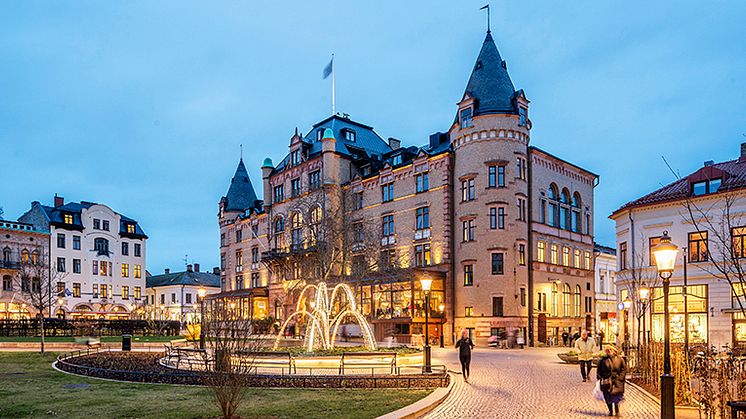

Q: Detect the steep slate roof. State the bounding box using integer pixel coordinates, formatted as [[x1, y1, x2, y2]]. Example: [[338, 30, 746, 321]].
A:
[[224, 159, 260, 212], [612, 158, 746, 215], [34, 201, 147, 238], [146, 269, 221, 288], [462, 32, 518, 116]]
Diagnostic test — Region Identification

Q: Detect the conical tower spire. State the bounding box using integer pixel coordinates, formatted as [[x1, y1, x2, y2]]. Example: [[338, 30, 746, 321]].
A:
[[461, 32, 517, 116], [224, 158, 258, 212]]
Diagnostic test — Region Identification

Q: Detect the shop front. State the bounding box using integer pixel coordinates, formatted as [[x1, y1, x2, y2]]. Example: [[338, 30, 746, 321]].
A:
[[650, 284, 708, 344]]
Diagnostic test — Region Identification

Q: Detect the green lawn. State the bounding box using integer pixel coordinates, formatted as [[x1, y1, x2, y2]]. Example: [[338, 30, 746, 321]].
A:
[[0, 352, 430, 419], [0, 335, 183, 343]]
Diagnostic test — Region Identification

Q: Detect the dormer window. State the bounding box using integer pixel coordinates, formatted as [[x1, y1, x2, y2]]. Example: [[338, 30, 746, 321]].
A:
[[519, 107, 527, 126], [63, 214, 73, 224], [392, 154, 402, 166], [291, 150, 301, 166], [316, 129, 324, 142], [344, 129, 356, 142], [126, 223, 135, 234], [692, 178, 721, 196], [460, 108, 473, 129]]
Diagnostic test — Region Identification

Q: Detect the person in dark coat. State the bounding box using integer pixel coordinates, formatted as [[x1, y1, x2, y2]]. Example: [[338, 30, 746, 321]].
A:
[[455, 329, 475, 382], [596, 346, 626, 416]]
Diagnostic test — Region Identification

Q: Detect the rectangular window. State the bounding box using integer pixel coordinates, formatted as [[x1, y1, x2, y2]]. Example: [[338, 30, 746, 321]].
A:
[[462, 220, 475, 242], [733, 226, 746, 258], [63, 213, 73, 224], [73, 283, 81, 298], [236, 250, 243, 268], [251, 247, 259, 263], [519, 244, 526, 266], [520, 287, 526, 306], [688, 231, 708, 262], [235, 228, 243, 243], [122, 242, 129, 256], [122, 286, 129, 300], [465, 306, 473, 317], [416, 207, 430, 230], [489, 207, 497, 229], [57, 282, 65, 297], [57, 257, 66, 272], [382, 215, 395, 237], [92, 260, 98, 275], [72, 235, 80, 250], [619, 242, 628, 270], [99, 260, 107, 276], [93, 219, 101, 230], [551, 244, 559, 265], [463, 264, 474, 286], [171, 293, 176, 303], [380, 249, 397, 270], [291, 150, 301, 166], [414, 244, 431, 267], [537, 241, 546, 262], [57, 233, 65, 248], [491, 253, 504, 275], [516, 157, 526, 180], [73, 259, 81, 274], [273, 185, 284, 202], [492, 297, 504, 317], [498, 166, 505, 187], [648, 236, 662, 266], [345, 130, 356, 142], [519, 107, 527, 126], [220, 233, 226, 247], [574, 249, 581, 268], [308, 170, 321, 190], [100, 284, 108, 299], [186, 293, 192, 304], [160, 294, 165, 305], [381, 183, 394, 202], [517, 197, 526, 221], [562, 247, 570, 266], [291, 178, 301, 197], [584, 251, 591, 270], [353, 192, 364, 210], [461, 179, 475, 201], [134, 286, 141, 300], [498, 207, 505, 229], [102, 220, 110, 231], [93, 284, 99, 298], [134, 243, 141, 257], [126, 224, 135, 234], [415, 173, 429, 193], [488, 166, 497, 188], [692, 179, 721, 196], [121, 263, 129, 277], [460, 108, 472, 128], [134, 265, 141, 279]]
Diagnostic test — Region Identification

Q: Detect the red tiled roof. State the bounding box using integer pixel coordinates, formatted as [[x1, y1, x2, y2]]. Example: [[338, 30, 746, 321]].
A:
[[612, 158, 746, 216]]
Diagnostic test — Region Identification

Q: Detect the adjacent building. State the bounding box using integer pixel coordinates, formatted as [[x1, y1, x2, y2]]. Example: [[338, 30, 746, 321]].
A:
[[610, 144, 746, 349], [0, 219, 49, 319], [19, 195, 147, 319], [594, 243, 617, 343], [217, 30, 598, 346], [145, 264, 221, 323]]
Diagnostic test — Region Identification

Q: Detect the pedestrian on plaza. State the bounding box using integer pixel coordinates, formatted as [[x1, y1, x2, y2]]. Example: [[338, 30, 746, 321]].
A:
[[596, 346, 626, 416], [455, 329, 474, 382], [562, 330, 569, 347], [574, 330, 597, 382]]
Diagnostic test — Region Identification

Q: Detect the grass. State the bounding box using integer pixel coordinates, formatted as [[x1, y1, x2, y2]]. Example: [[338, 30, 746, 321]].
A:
[[0, 335, 183, 343], [0, 352, 430, 419]]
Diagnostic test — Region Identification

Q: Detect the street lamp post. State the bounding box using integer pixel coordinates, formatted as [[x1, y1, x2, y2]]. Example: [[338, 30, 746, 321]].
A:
[[420, 276, 433, 373], [623, 297, 632, 355], [197, 287, 207, 350], [438, 303, 445, 348], [638, 283, 650, 360], [652, 231, 679, 419]]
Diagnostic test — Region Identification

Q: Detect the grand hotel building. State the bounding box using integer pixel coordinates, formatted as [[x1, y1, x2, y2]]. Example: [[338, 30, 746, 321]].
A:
[[216, 31, 598, 346]]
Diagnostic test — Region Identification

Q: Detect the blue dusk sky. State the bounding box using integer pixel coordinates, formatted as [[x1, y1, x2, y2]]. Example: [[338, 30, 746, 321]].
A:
[[1, 1, 745, 273]]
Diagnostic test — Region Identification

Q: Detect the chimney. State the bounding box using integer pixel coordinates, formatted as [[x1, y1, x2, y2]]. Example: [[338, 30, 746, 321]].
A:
[[54, 194, 64, 208], [704, 160, 714, 167], [164, 268, 170, 274], [194, 263, 200, 272], [388, 138, 401, 150], [740, 142, 746, 162], [186, 264, 193, 272], [213, 267, 220, 275]]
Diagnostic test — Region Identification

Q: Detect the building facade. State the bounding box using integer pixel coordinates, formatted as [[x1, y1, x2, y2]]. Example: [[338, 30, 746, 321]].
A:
[[594, 243, 617, 343], [145, 264, 221, 323], [19, 195, 147, 319], [610, 143, 746, 349], [217, 31, 598, 346], [0, 219, 49, 319]]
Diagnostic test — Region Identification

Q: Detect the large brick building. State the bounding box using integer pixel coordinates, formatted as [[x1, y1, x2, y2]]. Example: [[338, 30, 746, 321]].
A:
[[217, 31, 597, 346]]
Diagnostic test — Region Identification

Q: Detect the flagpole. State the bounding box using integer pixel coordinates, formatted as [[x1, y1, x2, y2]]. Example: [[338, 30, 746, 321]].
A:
[[331, 54, 335, 115]]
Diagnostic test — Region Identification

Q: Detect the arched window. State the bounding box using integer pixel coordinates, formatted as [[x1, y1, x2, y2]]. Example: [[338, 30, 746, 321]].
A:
[[31, 250, 39, 265], [94, 238, 109, 256], [547, 184, 559, 227], [2, 275, 12, 292], [574, 285, 582, 318], [563, 283, 572, 317], [274, 217, 285, 233], [571, 192, 582, 233], [308, 206, 323, 245], [273, 217, 285, 250], [559, 189, 571, 230], [21, 249, 29, 263], [291, 212, 304, 248], [551, 283, 558, 317], [274, 299, 282, 320], [2, 247, 10, 263]]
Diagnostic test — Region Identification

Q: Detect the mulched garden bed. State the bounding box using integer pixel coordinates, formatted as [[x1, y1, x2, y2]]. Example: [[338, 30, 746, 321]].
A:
[[55, 350, 448, 389]]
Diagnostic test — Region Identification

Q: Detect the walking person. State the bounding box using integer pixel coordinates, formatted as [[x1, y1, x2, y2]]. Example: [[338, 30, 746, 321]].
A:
[[455, 329, 474, 382], [596, 346, 626, 416], [574, 330, 597, 382]]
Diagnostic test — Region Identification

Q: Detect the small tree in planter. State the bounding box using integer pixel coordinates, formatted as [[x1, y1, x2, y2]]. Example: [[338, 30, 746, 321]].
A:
[[202, 298, 262, 419]]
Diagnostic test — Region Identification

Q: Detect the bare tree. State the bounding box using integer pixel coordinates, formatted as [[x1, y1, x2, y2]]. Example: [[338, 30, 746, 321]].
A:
[[15, 246, 67, 353], [202, 298, 262, 419]]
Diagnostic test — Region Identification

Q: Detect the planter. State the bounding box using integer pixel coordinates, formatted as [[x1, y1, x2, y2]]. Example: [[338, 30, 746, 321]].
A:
[[557, 353, 603, 365]]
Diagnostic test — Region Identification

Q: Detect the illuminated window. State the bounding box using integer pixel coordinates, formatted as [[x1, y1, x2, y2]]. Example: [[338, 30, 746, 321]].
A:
[[574, 285, 581, 317], [73, 283, 80, 298], [121, 263, 129, 278], [134, 286, 141, 300], [519, 244, 526, 266], [688, 231, 708, 262], [463, 264, 474, 286], [551, 244, 558, 265], [122, 286, 129, 300], [134, 265, 141, 279], [573, 249, 581, 268], [733, 227, 746, 258], [126, 224, 135, 234], [584, 251, 591, 270], [465, 306, 473, 317], [537, 241, 546, 262], [63, 214, 73, 224], [414, 244, 431, 267]]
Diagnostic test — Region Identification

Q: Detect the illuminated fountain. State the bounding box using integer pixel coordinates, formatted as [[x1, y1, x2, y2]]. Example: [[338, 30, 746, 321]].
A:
[[273, 282, 377, 352]]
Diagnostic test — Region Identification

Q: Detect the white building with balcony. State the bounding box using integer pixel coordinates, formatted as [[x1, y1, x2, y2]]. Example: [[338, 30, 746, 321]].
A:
[[19, 195, 147, 319]]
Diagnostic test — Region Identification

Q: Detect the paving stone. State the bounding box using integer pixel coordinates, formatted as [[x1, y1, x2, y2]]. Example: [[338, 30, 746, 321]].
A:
[[423, 347, 659, 419]]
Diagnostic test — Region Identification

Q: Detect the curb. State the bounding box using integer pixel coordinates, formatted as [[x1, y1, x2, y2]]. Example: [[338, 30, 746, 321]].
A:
[[376, 372, 454, 419], [625, 379, 703, 414]]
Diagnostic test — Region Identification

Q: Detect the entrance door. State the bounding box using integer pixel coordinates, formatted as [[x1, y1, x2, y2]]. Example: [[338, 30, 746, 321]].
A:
[[538, 314, 547, 344]]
